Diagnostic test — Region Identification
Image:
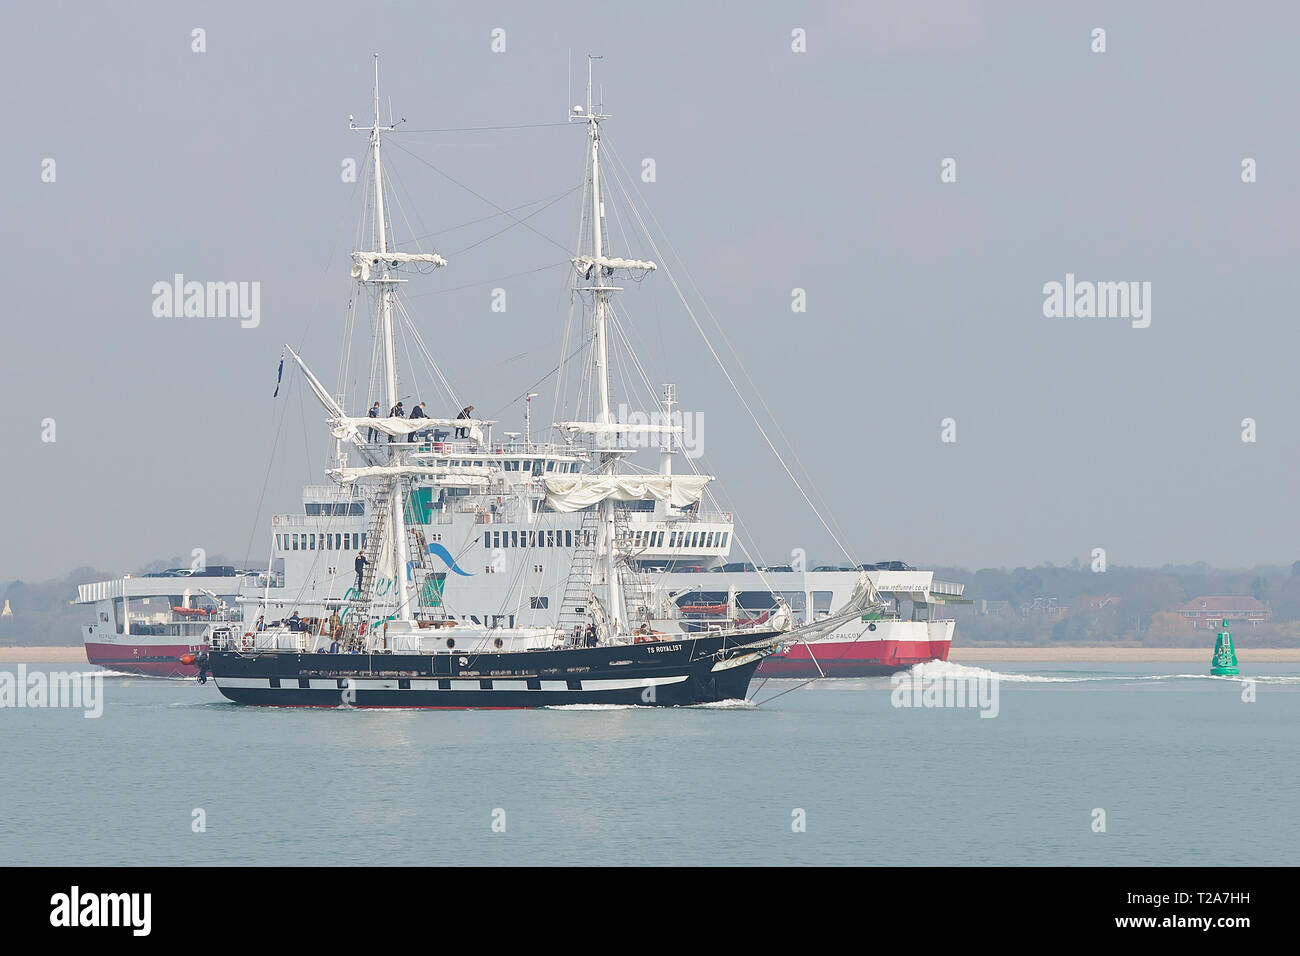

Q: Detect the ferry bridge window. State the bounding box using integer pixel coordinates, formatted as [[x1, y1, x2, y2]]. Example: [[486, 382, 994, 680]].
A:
[[530, 596, 549, 609], [813, 591, 833, 619], [565, 530, 573, 547], [719, 532, 729, 549]]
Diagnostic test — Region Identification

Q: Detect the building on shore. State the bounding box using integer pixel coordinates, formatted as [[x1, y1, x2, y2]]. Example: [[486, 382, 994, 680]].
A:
[[1176, 595, 1271, 629]]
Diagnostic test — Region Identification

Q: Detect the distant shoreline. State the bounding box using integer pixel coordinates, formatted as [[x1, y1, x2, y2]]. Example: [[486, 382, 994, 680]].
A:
[[2, 645, 1299, 664]]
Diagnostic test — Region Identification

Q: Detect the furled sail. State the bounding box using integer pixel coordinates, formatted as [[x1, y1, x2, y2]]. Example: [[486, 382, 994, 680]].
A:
[[329, 416, 490, 444], [351, 251, 448, 281], [573, 255, 656, 274], [328, 465, 492, 484], [543, 474, 712, 512]]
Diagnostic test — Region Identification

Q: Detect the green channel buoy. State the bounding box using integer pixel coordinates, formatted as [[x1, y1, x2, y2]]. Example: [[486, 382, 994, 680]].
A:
[[1210, 625, 1239, 676]]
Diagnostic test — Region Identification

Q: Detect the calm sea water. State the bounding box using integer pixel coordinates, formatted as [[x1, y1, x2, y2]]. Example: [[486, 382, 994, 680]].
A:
[[2, 660, 1296, 866]]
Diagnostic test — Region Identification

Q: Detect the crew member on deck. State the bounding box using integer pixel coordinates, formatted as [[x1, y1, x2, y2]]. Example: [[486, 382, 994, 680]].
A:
[[287, 610, 302, 632], [366, 402, 381, 442], [455, 404, 475, 439], [354, 551, 368, 590]]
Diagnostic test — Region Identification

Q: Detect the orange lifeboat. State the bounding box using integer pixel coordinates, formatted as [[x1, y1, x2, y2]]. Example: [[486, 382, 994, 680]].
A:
[[681, 603, 727, 615]]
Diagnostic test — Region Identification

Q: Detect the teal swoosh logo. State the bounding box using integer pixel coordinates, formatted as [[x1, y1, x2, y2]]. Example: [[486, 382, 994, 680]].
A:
[[428, 542, 472, 576]]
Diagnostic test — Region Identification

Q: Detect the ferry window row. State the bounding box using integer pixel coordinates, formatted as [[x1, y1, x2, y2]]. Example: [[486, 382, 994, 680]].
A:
[[666, 530, 728, 550], [305, 502, 365, 516], [500, 460, 581, 474], [277, 532, 368, 552], [485, 529, 588, 550]]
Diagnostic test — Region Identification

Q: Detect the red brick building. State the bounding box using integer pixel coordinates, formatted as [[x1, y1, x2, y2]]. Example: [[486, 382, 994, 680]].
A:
[[1176, 596, 1271, 629]]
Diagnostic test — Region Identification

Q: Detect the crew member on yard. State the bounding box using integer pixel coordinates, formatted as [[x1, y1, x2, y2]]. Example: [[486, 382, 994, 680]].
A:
[[388, 402, 404, 441], [455, 404, 475, 439], [367, 402, 381, 442], [408, 401, 429, 442]]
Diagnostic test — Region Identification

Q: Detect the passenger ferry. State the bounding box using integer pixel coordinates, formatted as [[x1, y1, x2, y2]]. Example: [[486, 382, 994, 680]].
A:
[[75, 568, 281, 677]]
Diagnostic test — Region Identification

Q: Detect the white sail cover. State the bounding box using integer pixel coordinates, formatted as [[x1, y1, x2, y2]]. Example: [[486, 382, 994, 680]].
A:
[[351, 251, 447, 281], [329, 465, 492, 484], [543, 474, 712, 512], [556, 420, 682, 436], [574, 255, 656, 273], [330, 416, 488, 444]]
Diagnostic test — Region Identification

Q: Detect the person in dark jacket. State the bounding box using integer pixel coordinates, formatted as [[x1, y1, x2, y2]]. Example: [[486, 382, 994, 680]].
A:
[[455, 404, 475, 439], [354, 552, 368, 590], [408, 401, 429, 442], [366, 402, 381, 442], [387, 402, 404, 441]]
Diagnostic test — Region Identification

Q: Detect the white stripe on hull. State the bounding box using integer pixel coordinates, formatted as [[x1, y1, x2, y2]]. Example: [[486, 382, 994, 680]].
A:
[[214, 675, 688, 692]]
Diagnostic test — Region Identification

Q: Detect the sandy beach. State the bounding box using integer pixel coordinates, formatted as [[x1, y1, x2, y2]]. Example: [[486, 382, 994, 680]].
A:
[[3, 645, 1299, 664], [0, 646, 89, 663]]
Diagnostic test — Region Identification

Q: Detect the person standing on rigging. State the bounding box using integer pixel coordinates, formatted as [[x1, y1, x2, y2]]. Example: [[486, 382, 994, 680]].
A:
[[366, 401, 381, 443], [354, 551, 368, 591], [455, 404, 475, 440], [408, 401, 429, 442], [388, 401, 404, 442]]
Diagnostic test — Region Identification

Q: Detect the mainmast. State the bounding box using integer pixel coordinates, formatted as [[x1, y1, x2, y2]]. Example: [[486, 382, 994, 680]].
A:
[[578, 57, 624, 634]]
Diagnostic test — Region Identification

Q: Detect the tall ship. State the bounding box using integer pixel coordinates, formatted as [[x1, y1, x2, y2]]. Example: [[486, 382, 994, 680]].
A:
[[200, 59, 894, 707]]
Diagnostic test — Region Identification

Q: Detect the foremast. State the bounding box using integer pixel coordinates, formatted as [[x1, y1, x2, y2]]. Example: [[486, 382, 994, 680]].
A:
[[350, 55, 432, 625]]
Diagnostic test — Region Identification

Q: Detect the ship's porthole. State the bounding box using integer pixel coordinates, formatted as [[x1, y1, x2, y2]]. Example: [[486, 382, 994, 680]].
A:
[[868, 623, 877, 632], [446, 637, 455, 648], [494, 637, 503, 649]]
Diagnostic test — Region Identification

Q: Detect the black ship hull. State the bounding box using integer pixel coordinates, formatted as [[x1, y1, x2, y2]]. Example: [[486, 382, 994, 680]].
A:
[[204, 632, 781, 708]]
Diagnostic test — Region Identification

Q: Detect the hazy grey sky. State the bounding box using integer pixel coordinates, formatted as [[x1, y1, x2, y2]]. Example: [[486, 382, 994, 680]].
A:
[[3, 1, 1299, 581]]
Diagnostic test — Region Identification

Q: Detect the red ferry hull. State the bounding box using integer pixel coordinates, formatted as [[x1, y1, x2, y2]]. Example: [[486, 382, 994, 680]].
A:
[[756, 638, 950, 678], [84, 642, 203, 679]]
